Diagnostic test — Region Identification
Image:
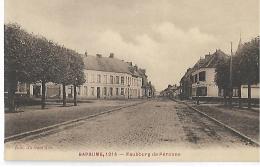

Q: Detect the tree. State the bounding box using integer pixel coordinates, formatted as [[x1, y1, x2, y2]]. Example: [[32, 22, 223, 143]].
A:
[[49, 45, 70, 107], [5, 23, 86, 111], [51, 47, 85, 107], [68, 52, 85, 106], [215, 59, 230, 105], [232, 56, 243, 108], [4, 23, 34, 112], [30, 36, 59, 109], [235, 37, 259, 109]]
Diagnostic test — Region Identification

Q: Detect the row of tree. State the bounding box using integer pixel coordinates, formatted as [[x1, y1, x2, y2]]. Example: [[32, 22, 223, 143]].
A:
[[5, 23, 86, 112], [215, 36, 259, 109]]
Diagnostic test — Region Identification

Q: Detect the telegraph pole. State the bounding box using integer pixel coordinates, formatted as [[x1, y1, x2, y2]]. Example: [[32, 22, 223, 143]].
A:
[[229, 42, 233, 107]]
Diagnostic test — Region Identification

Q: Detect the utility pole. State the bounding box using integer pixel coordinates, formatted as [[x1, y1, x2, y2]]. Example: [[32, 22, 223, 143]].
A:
[[229, 42, 233, 107]]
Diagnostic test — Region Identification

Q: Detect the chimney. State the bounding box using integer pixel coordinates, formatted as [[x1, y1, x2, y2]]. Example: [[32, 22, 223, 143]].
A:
[[109, 53, 114, 58], [134, 65, 138, 71], [96, 54, 102, 58], [127, 62, 133, 66]]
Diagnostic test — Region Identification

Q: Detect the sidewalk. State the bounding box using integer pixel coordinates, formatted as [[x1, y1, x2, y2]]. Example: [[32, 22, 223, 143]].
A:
[[5, 99, 145, 138], [181, 99, 259, 142]]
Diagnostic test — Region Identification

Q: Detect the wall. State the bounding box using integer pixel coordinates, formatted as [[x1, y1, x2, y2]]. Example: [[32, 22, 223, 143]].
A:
[[241, 83, 260, 98]]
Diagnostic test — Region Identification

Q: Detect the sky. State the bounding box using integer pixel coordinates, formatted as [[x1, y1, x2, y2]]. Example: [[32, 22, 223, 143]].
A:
[[5, 0, 259, 91]]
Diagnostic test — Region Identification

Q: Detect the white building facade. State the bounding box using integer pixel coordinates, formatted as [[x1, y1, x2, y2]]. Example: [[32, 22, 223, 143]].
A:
[[191, 68, 219, 97], [76, 69, 142, 99], [73, 54, 143, 99]]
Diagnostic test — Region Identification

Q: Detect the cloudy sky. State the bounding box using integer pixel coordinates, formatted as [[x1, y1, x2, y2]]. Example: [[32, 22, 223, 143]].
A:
[[5, 0, 259, 91]]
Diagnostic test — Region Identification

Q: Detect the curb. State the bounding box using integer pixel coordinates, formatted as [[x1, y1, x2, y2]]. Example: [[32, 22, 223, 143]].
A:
[[172, 98, 260, 147], [4, 101, 147, 143]]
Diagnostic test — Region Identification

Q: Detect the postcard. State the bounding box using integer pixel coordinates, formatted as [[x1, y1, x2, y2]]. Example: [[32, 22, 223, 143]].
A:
[[4, 0, 259, 161]]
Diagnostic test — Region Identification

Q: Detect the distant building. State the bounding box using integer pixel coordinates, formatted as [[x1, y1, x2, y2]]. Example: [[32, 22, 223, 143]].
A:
[[160, 84, 178, 98], [137, 68, 155, 98]]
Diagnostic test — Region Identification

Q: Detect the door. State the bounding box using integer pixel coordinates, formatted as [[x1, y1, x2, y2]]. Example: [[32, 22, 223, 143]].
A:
[[97, 87, 100, 99]]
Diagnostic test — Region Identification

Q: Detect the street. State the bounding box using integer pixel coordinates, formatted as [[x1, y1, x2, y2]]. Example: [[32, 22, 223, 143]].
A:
[[5, 98, 257, 151]]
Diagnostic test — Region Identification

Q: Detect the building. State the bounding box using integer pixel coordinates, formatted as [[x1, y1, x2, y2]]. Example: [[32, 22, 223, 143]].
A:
[[180, 49, 229, 98], [137, 69, 155, 98], [180, 40, 260, 99], [160, 84, 178, 98], [76, 53, 143, 99], [179, 68, 193, 99]]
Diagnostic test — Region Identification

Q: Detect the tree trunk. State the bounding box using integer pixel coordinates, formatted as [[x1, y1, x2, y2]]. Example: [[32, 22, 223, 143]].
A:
[[73, 84, 77, 106], [238, 85, 242, 108], [248, 83, 251, 109], [229, 87, 233, 108], [224, 88, 227, 106], [8, 82, 16, 112], [62, 84, 66, 107], [7, 72, 17, 112], [41, 80, 46, 109]]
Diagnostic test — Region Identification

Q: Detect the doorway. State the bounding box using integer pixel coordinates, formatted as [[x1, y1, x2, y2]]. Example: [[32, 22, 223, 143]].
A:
[[97, 87, 100, 99]]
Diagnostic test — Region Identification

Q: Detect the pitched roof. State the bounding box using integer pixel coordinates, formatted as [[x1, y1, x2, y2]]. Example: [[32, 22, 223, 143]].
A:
[[203, 49, 228, 68], [82, 55, 140, 76], [180, 49, 229, 83], [192, 49, 228, 69]]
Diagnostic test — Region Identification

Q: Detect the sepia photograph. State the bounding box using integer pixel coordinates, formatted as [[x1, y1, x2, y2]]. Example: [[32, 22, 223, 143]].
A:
[[3, 0, 260, 161]]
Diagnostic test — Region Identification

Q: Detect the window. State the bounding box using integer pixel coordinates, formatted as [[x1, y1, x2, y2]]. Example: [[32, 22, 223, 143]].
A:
[[103, 87, 107, 96], [97, 74, 101, 83], [104, 75, 107, 84], [18, 83, 26, 92], [68, 86, 73, 98], [110, 87, 113, 96], [91, 74, 95, 83], [233, 88, 238, 97], [116, 76, 119, 84], [199, 71, 206, 81], [110, 76, 114, 84], [121, 88, 124, 95], [84, 86, 88, 96], [116, 88, 119, 95], [91, 87, 95, 96], [85, 73, 88, 83], [121, 77, 124, 85]]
